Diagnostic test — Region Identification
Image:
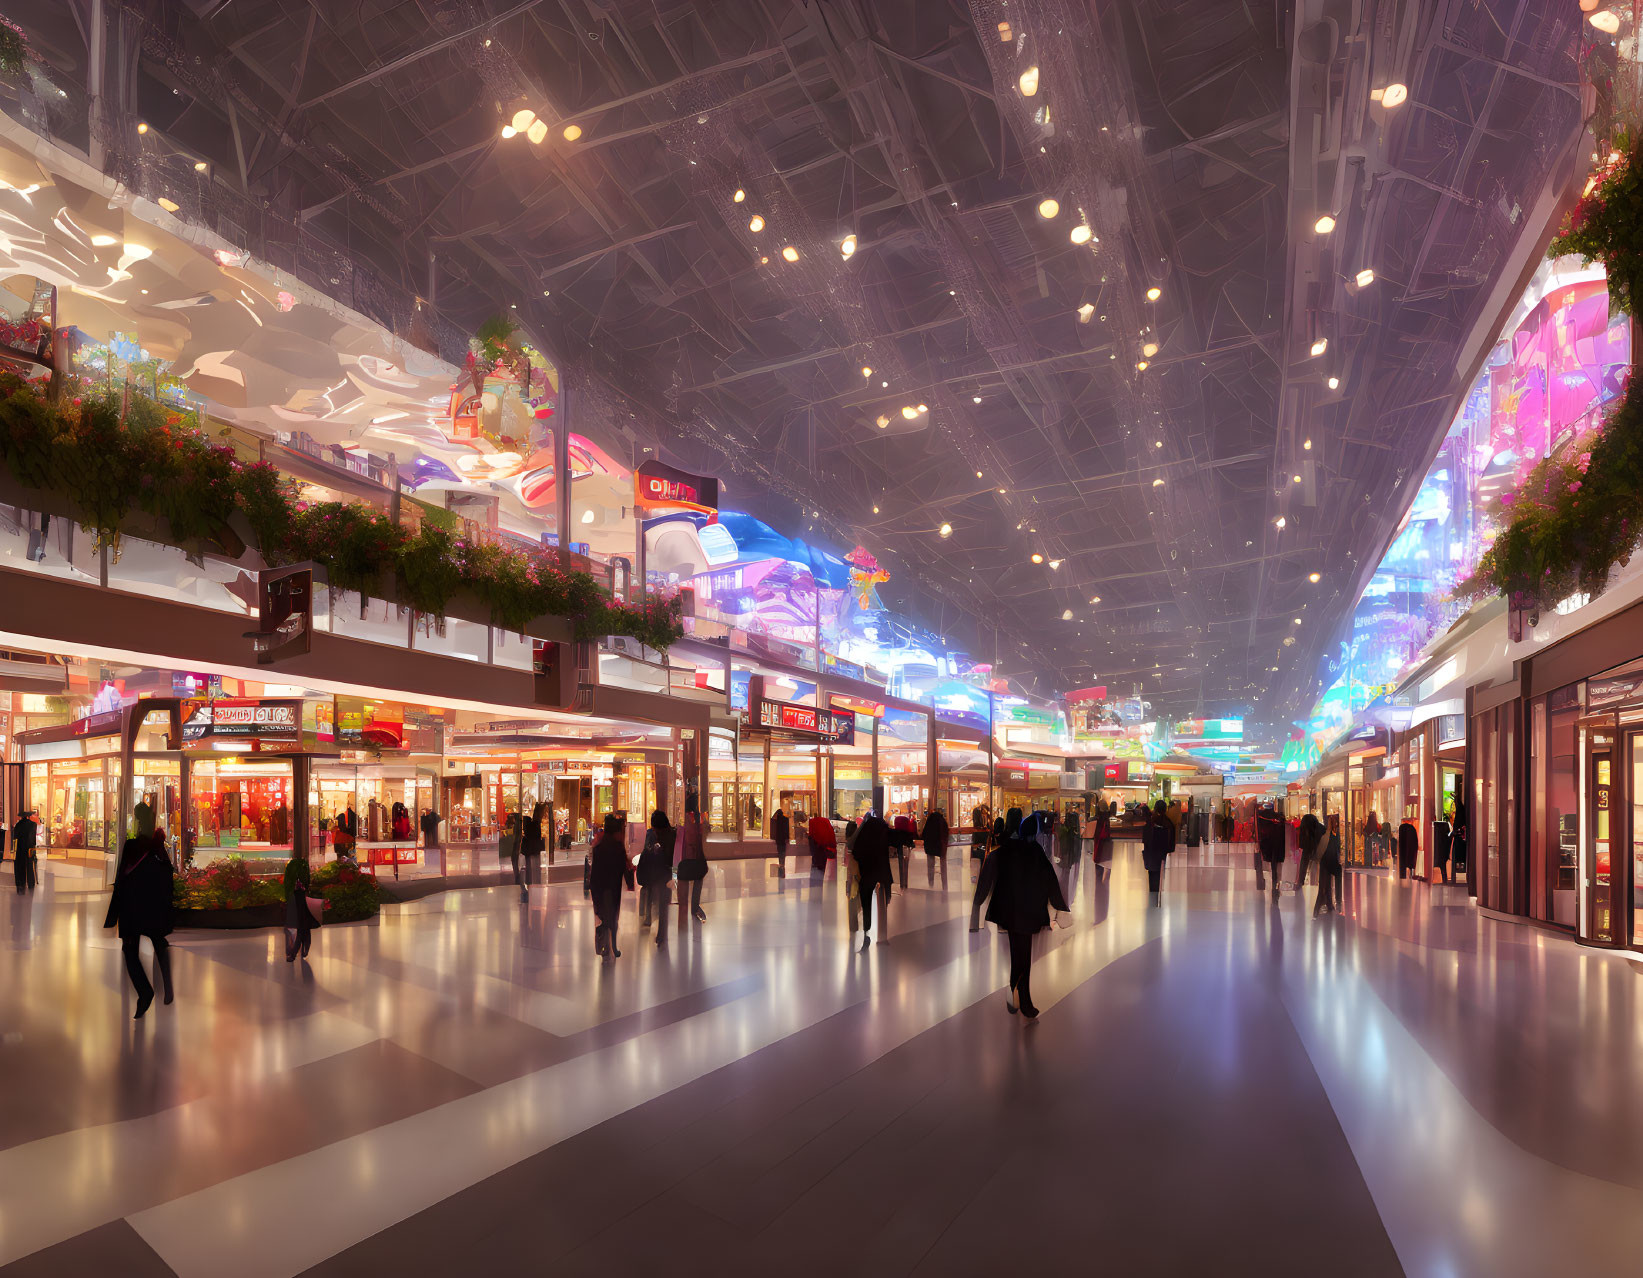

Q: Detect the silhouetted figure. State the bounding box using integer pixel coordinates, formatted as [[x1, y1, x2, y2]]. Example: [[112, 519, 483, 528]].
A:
[[1315, 815, 1344, 915], [1255, 803, 1284, 896], [637, 810, 675, 946], [10, 809, 39, 893], [807, 811, 837, 877], [589, 814, 634, 960], [1141, 804, 1171, 906], [104, 825, 174, 1018], [420, 807, 440, 851], [1294, 811, 1323, 891], [1397, 818, 1419, 880], [971, 810, 1069, 1019], [678, 804, 708, 920], [922, 808, 950, 889], [520, 801, 546, 901], [1432, 815, 1453, 884], [1091, 804, 1113, 884], [283, 854, 325, 961], [771, 808, 790, 878], [852, 812, 894, 948]]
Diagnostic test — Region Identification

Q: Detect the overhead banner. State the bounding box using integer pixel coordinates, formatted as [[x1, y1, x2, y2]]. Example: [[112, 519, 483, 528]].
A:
[[751, 696, 854, 743], [635, 461, 719, 515], [181, 698, 303, 752]]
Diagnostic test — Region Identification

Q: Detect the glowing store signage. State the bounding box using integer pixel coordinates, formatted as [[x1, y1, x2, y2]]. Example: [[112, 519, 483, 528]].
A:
[[634, 461, 719, 515]]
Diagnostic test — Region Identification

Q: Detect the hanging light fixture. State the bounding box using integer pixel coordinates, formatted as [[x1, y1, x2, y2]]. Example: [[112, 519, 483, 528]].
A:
[[1381, 82, 1410, 106], [1077, 302, 1095, 323], [1019, 66, 1040, 97], [862, 366, 872, 377], [1146, 286, 1161, 301], [733, 188, 746, 203], [1142, 342, 1158, 357], [511, 109, 537, 131], [562, 124, 583, 141], [1327, 375, 1340, 390], [748, 214, 765, 233], [1135, 360, 1149, 371], [1070, 224, 1093, 245], [781, 245, 799, 262], [1309, 338, 1328, 357], [1355, 267, 1375, 287], [901, 406, 919, 420], [840, 233, 857, 259], [500, 125, 517, 138], [1038, 197, 1060, 219], [526, 119, 549, 145], [876, 415, 890, 428], [1309, 572, 1321, 583]]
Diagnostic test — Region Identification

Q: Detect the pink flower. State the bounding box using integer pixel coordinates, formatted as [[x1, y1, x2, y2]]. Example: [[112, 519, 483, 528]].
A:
[[1568, 481, 1582, 494]]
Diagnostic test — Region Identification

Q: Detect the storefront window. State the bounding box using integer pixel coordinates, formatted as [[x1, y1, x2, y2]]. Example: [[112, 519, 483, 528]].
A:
[[190, 758, 295, 860]]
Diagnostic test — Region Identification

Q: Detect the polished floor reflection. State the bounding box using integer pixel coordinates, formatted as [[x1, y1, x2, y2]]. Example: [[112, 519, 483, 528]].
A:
[[2, 845, 1639, 1277]]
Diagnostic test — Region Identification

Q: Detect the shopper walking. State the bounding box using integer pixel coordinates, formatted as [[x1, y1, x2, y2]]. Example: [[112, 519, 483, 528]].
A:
[[104, 817, 174, 1018], [1432, 814, 1453, 884], [922, 807, 950, 889], [807, 810, 837, 877], [419, 806, 440, 853], [1255, 802, 1284, 897], [589, 814, 634, 961], [678, 802, 709, 921], [637, 810, 675, 946], [10, 809, 38, 893], [1293, 810, 1323, 892], [1141, 804, 1171, 906], [1091, 803, 1113, 884], [282, 853, 326, 961], [771, 807, 790, 878], [971, 810, 1069, 1019], [1315, 815, 1344, 916], [892, 813, 916, 888], [852, 811, 894, 948], [520, 801, 547, 901]]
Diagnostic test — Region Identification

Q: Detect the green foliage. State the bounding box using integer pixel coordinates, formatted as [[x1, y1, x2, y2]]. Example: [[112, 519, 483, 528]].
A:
[[309, 858, 381, 922], [174, 856, 284, 910], [1467, 144, 1643, 612], [0, 373, 685, 648], [0, 21, 26, 77]]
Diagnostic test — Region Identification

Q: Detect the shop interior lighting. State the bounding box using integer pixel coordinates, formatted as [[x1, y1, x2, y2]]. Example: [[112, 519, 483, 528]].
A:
[[1146, 286, 1161, 301], [1038, 197, 1060, 219], [1381, 82, 1410, 105], [748, 214, 765, 233], [840, 233, 857, 259], [562, 124, 582, 141], [1070, 224, 1093, 245], [1019, 66, 1040, 96], [1314, 214, 1336, 233], [1355, 267, 1375, 287], [733, 188, 745, 202], [781, 245, 799, 262]]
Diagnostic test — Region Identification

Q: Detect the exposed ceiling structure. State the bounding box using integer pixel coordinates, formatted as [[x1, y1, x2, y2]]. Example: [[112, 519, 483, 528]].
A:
[[6, 0, 1587, 738]]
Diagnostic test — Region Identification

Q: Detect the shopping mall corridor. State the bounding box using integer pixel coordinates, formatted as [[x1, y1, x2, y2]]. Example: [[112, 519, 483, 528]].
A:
[[2, 848, 1640, 1278]]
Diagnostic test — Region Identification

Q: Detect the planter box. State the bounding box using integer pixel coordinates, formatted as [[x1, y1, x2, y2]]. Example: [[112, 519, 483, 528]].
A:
[[173, 904, 284, 929]]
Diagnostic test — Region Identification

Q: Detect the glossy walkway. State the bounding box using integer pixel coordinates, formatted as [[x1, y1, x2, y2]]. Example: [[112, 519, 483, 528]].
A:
[[2, 845, 1640, 1277]]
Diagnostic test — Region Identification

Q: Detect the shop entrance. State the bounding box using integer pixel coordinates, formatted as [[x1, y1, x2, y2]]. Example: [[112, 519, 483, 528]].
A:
[[1630, 732, 1643, 950], [1587, 728, 1618, 945]]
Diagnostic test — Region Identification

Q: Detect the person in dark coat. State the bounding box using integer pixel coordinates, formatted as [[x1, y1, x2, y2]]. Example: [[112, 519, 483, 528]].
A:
[[806, 811, 837, 877], [971, 810, 1069, 1019], [1397, 818, 1419, 880], [500, 810, 523, 894], [1254, 802, 1285, 896], [636, 810, 676, 945], [1432, 815, 1453, 884], [588, 814, 634, 961], [1141, 805, 1171, 906], [921, 808, 951, 888], [282, 854, 325, 961], [419, 807, 440, 851], [10, 809, 39, 893], [1293, 811, 1324, 892], [519, 801, 547, 900], [891, 814, 917, 888], [104, 823, 175, 1017], [851, 812, 894, 948], [1091, 803, 1114, 883], [771, 807, 790, 878], [1451, 798, 1469, 876], [1315, 814, 1344, 916], [678, 806, 709, 921]]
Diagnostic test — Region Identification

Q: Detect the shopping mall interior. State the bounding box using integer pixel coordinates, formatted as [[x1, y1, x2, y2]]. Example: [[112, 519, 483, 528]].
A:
[[1, 3, 1641, 1274]]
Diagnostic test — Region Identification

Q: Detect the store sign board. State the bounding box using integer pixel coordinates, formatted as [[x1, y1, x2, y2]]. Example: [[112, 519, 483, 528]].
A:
[[634, 461, 719, 515], [752, 697, 853, 743], [181, 698, 302, 751], [1588, 674, 1643, 709], [1063, 686, 1108, 704], [335, 696, 405, 749]]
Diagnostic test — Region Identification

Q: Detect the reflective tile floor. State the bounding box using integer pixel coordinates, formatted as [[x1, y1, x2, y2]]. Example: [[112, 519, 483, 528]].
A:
[[3, 845, 1642, 1277]]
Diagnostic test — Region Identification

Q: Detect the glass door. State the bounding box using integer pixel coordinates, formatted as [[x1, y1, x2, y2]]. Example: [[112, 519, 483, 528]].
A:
[[1588, 729, 1617, 944], [1630, 733, 1643, 949]]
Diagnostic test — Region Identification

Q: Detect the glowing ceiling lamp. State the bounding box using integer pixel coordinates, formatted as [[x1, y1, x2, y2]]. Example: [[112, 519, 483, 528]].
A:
[[194, 161, 208, 173], [1048, 559, 1062, 569], [1146, 286, 1161, 301], [1382, 82, 1410, 106], [876, 415, 890, 428], [1327, 375, 1340, 390], [1274, 516, 1287, 529], [136, 122, 149, 135], [1309, 572, 1321, 583], [1038, 197, 1060, 219], [562, 124, 583, 141], [1309, 338, 1328, 357], [1314, 214, 1336, 233], [1062, 609, 1074, 620], [916, 403, 928, 414], [524, 119, 547, 144], [748, 214, 765, 233], [1031, 553, 1044, 564], [511, 109, 537, 131], [939, 522, 953, 538], [1142, 341, 1158, 357], [733, 188, 746, 202], [839, 233, 858, 260], [1303, 438, 1313, 450], [1135, 360, 1149, 371], [862, 366, 872, 377], [1077, 302, 1095, 323], [1089, 595, 1102, 604], [1070, 224, 1093, 245], [500, 125, 517, 138], [901, 406, 919, 420], [1019, 66, 1040, 97], [1355, 267, 1375, 287]]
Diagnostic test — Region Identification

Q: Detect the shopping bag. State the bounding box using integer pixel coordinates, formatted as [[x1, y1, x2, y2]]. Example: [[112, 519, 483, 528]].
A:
[[306, 895, 328, 925]]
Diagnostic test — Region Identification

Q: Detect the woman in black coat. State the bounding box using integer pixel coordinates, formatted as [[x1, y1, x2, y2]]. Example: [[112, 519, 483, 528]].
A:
[[636, 810, 676, 946], [1314, 815, 1344, 915], [851, 812, 894, 947], [770, 808, 790, 877], [1141, 804, 1171, 906], [1255, 803, 1285, 897], [104, 829, 175, 1017], [520, 802, 547, 900], [921, 808, 950, 888], [971, 810, 1069, 1018], [588, 814, 635, 961], [282, 854, 324, 961]]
